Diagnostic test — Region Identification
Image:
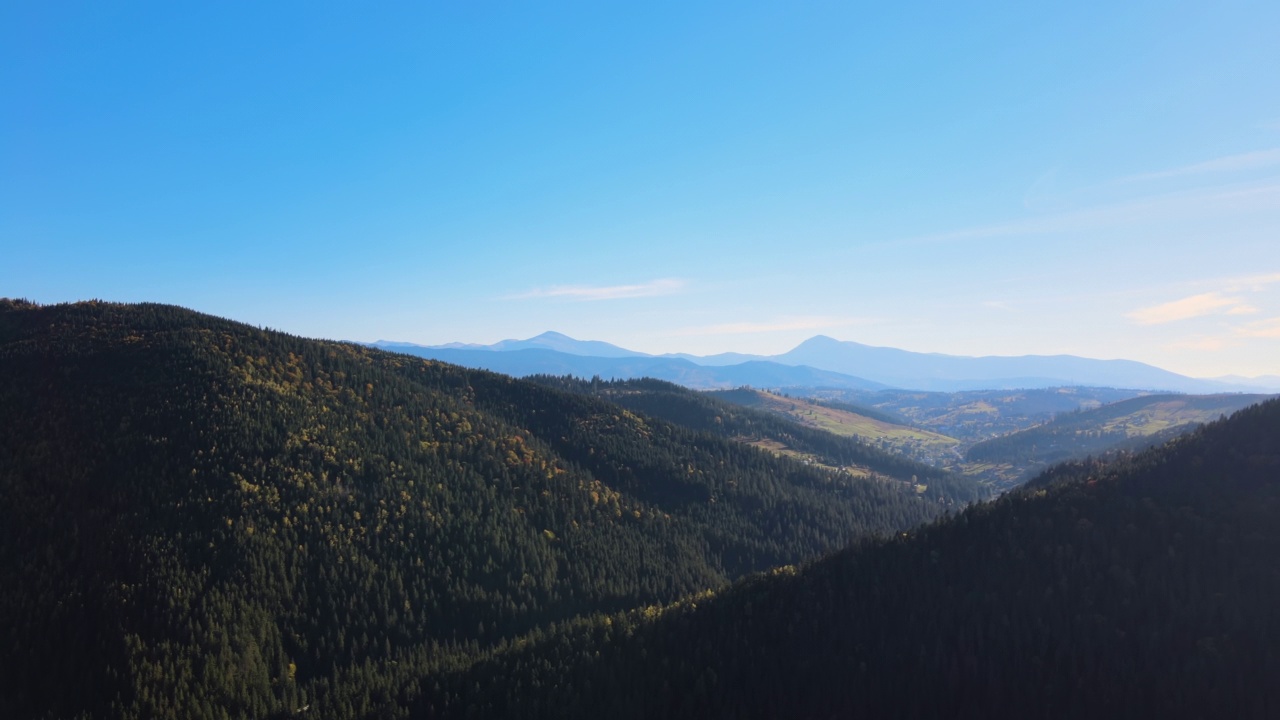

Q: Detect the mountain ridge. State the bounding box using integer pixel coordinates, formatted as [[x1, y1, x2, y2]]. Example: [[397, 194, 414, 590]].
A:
[[373, 346, 888, 392], [371, 331, 1263, 393], [384, 331, 647, 358]]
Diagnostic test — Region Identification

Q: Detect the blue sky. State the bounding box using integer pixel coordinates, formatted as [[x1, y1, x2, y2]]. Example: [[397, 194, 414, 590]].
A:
[[4, 1, 1279, 378]]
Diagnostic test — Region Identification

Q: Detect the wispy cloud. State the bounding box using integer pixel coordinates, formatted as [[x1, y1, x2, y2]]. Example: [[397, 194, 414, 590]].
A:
[[1165, 336, 1231, 352], [1237, 317, 1280, 338], [1225, 272, 1280, 292], [1227, 303, 1261, 316], [1126, 292, 1255, 325], [892, 179, 1280, 249], [674, 316, 875, 336], [1124, 148, 1280, 183], [1162, 317, 1280, 355], [891, 145, 1280, 251], [508, 278, 685, 301]]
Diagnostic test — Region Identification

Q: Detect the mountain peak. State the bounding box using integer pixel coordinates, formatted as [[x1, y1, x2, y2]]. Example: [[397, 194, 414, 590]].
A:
[[485, 332, 646, 358], [796, 334, 843, 347], [791, 335, 876, 352], [528, 330, 575, 341]]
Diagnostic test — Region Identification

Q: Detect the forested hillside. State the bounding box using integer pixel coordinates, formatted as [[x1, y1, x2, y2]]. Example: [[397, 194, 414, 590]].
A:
[[0, 300, 951, 720], [528, 376, 984, 505], [426, 399, 1280, 719]]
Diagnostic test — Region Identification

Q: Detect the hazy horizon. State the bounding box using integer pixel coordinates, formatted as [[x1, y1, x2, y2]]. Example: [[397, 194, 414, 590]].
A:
[[4, 2, 1279, 377]]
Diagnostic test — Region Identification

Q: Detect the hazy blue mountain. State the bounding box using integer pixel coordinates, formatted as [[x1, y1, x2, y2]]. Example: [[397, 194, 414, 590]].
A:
[[1210, 374, 1280, 392], [701, 360, 886, 390], [374, 332, 1255, 393], [373, 346, 885, 390], [375, 331, 646, 358], [771, 335, 1239, 392], [659, 351, 767, 366]]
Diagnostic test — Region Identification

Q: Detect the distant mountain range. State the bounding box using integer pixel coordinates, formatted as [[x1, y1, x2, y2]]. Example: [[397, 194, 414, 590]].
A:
[[425, 330, 642, 358], [371, 332, 1279, 393], [1211, 373, 1280, 389], [370, 345, 888, 392]]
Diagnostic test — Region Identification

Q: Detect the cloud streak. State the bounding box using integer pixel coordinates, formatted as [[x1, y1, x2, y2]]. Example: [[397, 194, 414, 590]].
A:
[[898, 180, 1280, 248], [1225, 272, 1280, 292], [1127, 292, 1254, 325], [1124, 148, 1280, 183], [890, 144, 1280, 252], [508, 278, 685, 301], [1165, 336, 1230, 352], [1162, 317, 1280, 355], [1237, 317, 1280, 339]]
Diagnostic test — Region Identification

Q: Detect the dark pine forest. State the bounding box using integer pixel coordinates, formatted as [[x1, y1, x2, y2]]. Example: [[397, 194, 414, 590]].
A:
[[0, 299, 965, 719]]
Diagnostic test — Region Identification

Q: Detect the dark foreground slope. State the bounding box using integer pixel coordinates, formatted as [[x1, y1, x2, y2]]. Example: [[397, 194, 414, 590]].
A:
[[0, 300, 948, 720], [431, 399, 1280, 719]]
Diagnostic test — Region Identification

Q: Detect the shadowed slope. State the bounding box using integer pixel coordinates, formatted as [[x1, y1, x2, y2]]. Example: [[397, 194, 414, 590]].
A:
[[429, 399, 1280, 719]]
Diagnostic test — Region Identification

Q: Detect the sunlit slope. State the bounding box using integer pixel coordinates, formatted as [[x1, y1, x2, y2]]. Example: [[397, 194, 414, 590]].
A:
[[710, 388, 958, 459], [966, 392, 1273, 470], [800, 386, 1145, 442]]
